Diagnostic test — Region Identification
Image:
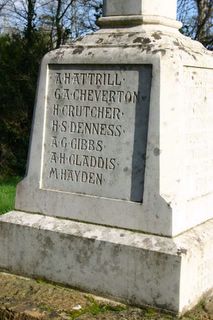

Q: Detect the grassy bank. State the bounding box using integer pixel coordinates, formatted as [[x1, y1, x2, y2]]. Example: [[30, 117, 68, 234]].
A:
[[0, 177, 20, 214], [0, 272, 212, 320]]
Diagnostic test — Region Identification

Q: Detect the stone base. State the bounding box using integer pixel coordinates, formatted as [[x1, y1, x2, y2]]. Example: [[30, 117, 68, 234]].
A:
[[0, 211, 212, 314]]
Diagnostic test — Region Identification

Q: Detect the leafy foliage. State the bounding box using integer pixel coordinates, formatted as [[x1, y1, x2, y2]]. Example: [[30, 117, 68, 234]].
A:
[[0, 32, 50, 177]]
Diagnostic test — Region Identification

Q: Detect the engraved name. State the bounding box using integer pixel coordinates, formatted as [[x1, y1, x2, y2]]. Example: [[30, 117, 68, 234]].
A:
[[41, 65, 150, 200]]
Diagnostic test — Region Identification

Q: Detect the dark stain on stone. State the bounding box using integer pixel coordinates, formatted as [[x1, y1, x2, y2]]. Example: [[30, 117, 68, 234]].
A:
[[55, 50, 65, 59], [128, 33, 135, 37], [152, 32, 162, 40], [133, 37, 143, 43], [44, 236, 54, 250], [112, 33, 123, 38], [152, 49, 166, 56], [143, 38, 151, 44], [154, 148, 161, 156], [173, 41, 180, 46], [73, 46, 84, 54], [133, 37, 151, 44], [112, 244, 122, 257], [144, 44, 155, 53], [178, 46, 186, 51], [177, 247, 187, 256], [96, 38, 104, 44]]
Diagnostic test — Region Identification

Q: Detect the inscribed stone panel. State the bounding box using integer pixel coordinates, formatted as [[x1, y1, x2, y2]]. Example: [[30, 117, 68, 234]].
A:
[[41, 65, 151, 202]]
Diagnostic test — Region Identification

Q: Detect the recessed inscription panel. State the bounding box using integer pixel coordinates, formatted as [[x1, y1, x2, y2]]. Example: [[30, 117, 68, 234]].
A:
[[41, 65, 151, 202]]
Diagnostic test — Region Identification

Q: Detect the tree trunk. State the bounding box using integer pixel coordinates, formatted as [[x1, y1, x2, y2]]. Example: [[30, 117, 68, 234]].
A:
[[25, 0, 36, 46], [56, 0, 63, 48], [195, 0, 212, 46]]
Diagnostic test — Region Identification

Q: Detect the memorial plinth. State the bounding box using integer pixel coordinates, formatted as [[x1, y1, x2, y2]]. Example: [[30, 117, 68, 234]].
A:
[[0, 0, 213, 314]]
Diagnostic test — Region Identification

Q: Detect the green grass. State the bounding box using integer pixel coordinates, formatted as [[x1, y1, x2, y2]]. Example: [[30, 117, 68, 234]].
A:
[[0, 177, 21, 214], [69, 298, 127, 319]]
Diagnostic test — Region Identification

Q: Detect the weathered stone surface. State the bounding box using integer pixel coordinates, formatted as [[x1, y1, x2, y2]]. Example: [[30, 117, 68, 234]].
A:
[[15, 26, 213, 237], [42, 65, 151, 202], [0, 211, 213, 314]]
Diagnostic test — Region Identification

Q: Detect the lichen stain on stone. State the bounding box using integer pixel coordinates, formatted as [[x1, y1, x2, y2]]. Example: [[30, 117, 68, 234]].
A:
[[127, 33, 136, 38], [96, 38, 104, 44], [139, 44, 155, 53], [152, 32, 162, 40], [152, 49, 166, 56], [153, 148, 161, 156], [44, 236, 54, 250], [177, 45, 199, 60], [173, 41, 180, 46], [133, 37, 151, 44], [111, 33, 123, 38], [112, 244, 122, 257], [72, 46, 84, 55], [55, 50, 65, 59], [178, 46, 187, 52], [75, 241, 95, 264], [177, 248, 187, 256], [133, 37, 143, 43]]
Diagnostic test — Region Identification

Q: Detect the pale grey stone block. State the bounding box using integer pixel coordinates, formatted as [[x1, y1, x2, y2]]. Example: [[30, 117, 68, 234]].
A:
[[0, 211, 212, 314]]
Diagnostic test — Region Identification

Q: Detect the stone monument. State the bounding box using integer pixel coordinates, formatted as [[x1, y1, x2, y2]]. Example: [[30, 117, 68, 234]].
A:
[[0, 0, 213, 314]]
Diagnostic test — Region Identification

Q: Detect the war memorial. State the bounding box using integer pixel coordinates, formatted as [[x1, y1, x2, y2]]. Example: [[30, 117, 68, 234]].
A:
[[0, 0, 212, 314]]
